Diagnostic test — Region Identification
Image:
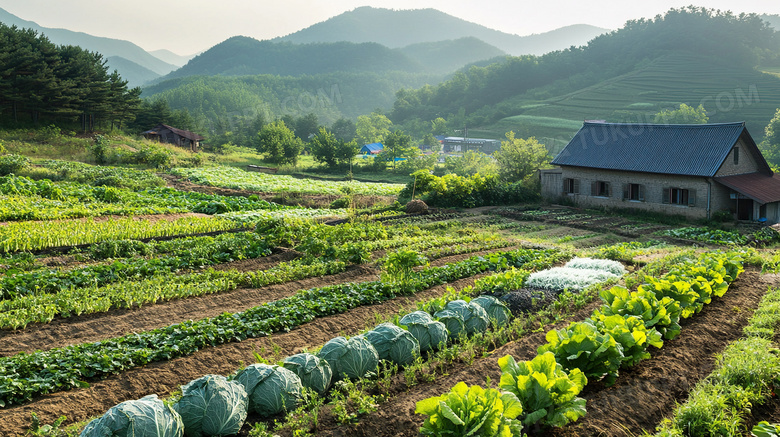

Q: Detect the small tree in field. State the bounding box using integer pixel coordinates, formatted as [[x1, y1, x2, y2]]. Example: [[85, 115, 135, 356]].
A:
[[494, 132, 550, 183], [254, 120, 303, 166], [761, 108, 780, 165]]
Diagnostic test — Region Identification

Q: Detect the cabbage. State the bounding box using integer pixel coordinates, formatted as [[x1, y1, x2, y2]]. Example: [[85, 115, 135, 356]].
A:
[[282, 353, 333, 395], [399, 311, 448, 352], [364, 323, 421, 366], [80, 395, 184, 437], [436, 300, 489, 336], [317, 335, 379, 381], [173, 374, 248, 437], [234, 364, 302, 417], [433, 309, 466, 338], [471, 295, 512, 327]]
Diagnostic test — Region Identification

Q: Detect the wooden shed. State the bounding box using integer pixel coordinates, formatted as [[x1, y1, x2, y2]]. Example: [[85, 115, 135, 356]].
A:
[[142, 124, 204, 152]]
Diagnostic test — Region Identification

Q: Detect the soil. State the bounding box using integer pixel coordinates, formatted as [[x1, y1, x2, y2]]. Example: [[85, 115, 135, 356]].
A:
[[0, 251, 509, 436], [309, 269, 773, 437]]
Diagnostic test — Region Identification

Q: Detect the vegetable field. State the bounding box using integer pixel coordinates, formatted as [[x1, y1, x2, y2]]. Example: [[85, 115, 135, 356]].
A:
[[0, 163, 778, 437]]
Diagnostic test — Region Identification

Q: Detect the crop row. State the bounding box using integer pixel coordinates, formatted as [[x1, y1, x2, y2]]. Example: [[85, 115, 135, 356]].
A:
[[0, 175, 291, 222], [170, 165, 405, 196], [0, 232, 271, 300], [0, 216, 243, 253], [0, 248, 560, 407], [417, 251, 745, 433], [0, 258, 347, 330]]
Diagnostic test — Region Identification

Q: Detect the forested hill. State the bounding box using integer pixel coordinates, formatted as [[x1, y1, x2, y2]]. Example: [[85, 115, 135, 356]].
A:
[[278, 6, 608, 56], [390, 7, 780, 143], [158, 35, 509, 81]]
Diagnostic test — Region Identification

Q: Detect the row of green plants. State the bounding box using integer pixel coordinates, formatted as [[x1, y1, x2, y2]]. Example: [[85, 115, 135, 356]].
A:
[[0, 258, 347, 330], [416, 251, 745, 435], [662, 226, 779, 246], [0, 220, 509, 328], [0, 232, 272, 300], [67, 243, 573, 437], [0, 216, 243, 253], [0, 174, 290, 221], [0, 248, 560, 406], [401, 170, 540, 209], [38, 160, 167, 191], [170, 166, 404, 196], [654, 286, 780, 437]]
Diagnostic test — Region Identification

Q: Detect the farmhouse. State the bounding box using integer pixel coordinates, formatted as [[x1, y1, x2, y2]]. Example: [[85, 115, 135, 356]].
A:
[[540, 121, 780, 223], [142, 123, 204, 152], [442, 137, 501, 154]]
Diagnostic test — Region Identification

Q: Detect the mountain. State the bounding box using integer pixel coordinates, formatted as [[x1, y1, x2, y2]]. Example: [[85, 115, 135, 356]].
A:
[[279, 6, 608, 55], [150, 49, 198, 67], [0, 7, 177, 80], [397, 37, 506, 74], [105, 56, 161, 88], [159, 36, 426, 80], [390, 7, 780, 150]]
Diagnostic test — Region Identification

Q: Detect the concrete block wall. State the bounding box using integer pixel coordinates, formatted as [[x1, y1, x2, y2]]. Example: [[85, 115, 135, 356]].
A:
[[550, 167, 716, 219]]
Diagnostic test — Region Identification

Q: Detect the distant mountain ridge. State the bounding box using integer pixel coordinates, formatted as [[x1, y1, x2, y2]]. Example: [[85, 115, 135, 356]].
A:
[[0, 6, 179, 87], [279, 6, 609, 55]]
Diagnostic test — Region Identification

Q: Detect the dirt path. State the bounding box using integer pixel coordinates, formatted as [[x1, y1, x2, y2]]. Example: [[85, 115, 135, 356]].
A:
[[313, 269, 771, 437], [0, 268, 502, 436]]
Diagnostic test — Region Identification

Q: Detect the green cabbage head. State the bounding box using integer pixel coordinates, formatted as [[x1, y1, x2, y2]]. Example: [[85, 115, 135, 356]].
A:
[[398, 311, 448, 352], [317, 335, 379, 381], [80, 395, 184, 437], [435, 300, 489, 337], [364, 322, 421, 366], [282, 353, 333, 395], [173, 374, 248, 437], [471, 295, 512, 327], [234, 364, 302, 417]]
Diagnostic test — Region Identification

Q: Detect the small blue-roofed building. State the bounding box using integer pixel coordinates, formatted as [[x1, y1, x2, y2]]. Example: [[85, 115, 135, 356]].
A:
[[360, 142, 384, 155], [540, 121, 780, 222]]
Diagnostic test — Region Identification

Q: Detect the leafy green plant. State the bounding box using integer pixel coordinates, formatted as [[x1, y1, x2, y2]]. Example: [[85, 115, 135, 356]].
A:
[[599, 286, 682, 340], [234, 364, 302, 417], [173, 374, 248, 437], [363, 323, 421, 366], [416, 381, 524, 436], [538, 320, 624, 385], [753, 421, 780, 437], [498, 352, 587, 427], [588, 312, 663, 367]]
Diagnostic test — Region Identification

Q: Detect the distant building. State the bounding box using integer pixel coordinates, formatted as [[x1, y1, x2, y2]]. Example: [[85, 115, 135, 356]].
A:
[[142, 123, 204, 152], [360, 142, 384, 155], [541, 121, 780, 223], [442, 137, 501, 154]]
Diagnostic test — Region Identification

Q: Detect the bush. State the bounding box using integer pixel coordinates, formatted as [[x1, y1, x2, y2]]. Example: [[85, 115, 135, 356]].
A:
[[0, 154, 30, 176]]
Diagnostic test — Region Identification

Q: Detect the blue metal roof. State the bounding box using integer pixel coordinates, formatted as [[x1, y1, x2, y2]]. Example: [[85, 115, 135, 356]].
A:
[[551, 122, 765, 177], [360, 142, 383, 153]]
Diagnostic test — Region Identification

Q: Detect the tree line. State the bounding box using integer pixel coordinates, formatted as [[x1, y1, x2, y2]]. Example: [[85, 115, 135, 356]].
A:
[[0, 23, 142, 131]]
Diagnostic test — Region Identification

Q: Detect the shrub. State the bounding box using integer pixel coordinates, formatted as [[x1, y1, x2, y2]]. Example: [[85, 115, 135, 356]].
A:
[[0, 154, 30, 176]]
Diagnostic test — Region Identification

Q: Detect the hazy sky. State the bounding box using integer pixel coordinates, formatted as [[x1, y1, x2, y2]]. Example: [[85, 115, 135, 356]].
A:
[[0, 0, 778, 55]]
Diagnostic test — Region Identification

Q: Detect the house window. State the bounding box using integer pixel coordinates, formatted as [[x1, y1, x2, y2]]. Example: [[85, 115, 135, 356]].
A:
[[623, 183, 644, 201], [733, 147, 739, 165], [663, 187, 696, 206], [591, 181, 611, 197], [563, 178, 580, 194]]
